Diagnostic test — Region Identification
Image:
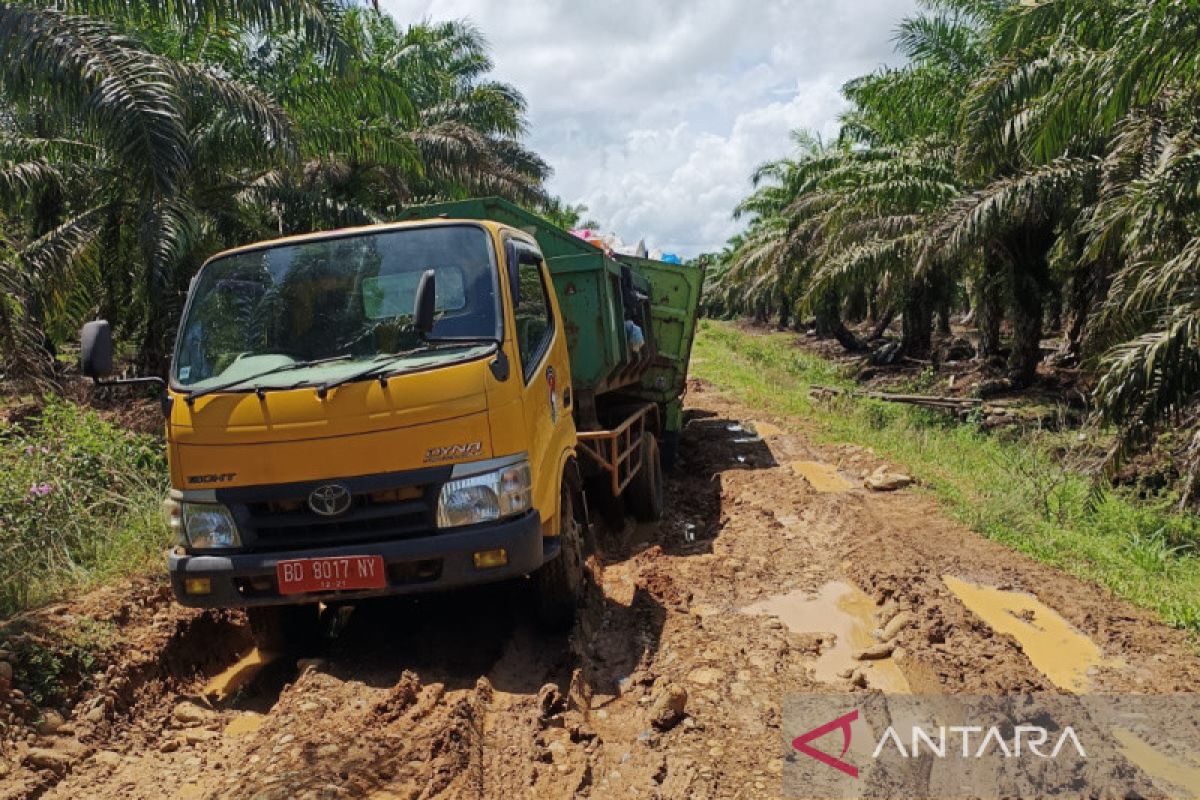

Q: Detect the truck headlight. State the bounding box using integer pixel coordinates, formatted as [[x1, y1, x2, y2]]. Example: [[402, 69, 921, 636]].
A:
[[436, 460, 532, 528], [180, 503, 241, 550]]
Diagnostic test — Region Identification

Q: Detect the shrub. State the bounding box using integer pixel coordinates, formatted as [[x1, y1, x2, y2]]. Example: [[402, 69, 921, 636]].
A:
[[0, 399, 167, 614]]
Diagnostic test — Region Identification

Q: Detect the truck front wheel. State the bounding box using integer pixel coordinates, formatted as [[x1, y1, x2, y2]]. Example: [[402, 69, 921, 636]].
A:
[[245, 603, 323, 655], [627, 432, 665, 522], [535, 483, 585, 631]]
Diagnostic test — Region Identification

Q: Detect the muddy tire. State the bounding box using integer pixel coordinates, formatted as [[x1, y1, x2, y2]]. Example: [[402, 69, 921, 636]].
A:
[[246, 604, 323, 654], [535, 483, 585, 631], [627, 432, 665, 522]]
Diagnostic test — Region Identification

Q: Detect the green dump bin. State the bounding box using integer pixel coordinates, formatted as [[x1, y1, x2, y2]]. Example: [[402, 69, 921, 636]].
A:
[[394, 198, 704, 436], [615, 254, 703, 436]]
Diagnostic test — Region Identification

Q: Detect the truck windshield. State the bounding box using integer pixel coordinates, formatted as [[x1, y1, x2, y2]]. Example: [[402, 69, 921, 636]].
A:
[[172, 224, 500, 390]]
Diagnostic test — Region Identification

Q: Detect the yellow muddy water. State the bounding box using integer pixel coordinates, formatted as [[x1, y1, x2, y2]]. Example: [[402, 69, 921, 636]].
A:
[[1110, 727, 1200, 799], [744, 581, 910, 693], [202, 647, 278, 703], [790, 461, 855, 493], [223, 712, 266, 738], [942, 576, 1122, 693], [748, 421, 784, 438]]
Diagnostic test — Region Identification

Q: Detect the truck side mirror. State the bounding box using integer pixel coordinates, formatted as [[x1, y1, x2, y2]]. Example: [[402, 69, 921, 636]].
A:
[[413, 269, 436, 336], [80, 320, 114, 379]]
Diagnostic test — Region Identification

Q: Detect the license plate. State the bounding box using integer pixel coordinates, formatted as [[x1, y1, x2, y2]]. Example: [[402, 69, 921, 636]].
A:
[[276, 555, 386, 595]]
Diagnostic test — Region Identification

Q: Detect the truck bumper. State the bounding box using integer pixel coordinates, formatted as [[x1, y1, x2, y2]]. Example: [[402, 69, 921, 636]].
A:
[[168, 511, 553, 608]]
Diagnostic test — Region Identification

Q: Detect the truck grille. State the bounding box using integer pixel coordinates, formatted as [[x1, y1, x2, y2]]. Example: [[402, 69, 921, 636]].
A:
[[220, 469, 451, 553]]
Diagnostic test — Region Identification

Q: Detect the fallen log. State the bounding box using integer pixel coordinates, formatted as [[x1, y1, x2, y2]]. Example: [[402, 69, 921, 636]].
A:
[[810, 384, 983, 412]]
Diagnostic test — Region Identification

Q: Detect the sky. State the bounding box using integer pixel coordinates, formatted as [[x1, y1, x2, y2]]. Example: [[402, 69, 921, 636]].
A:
[[381, 0, 919, 257]]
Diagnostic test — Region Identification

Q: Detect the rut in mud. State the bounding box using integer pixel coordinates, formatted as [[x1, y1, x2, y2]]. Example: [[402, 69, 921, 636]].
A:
[[4, 378, 1200, 800]]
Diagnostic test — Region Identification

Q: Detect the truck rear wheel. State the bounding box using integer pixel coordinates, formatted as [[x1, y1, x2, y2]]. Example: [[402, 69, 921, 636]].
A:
[[627, 432, 665, 522], [535, 483, 585, 631], [246, 603, 323, 655]]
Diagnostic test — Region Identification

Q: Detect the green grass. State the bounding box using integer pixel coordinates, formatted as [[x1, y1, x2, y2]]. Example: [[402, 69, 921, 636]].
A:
[[0, 398, 168, 616], [692, 320, 1200, 632]]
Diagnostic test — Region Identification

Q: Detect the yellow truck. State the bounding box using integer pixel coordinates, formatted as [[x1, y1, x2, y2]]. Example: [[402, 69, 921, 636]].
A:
[[80, 198, 703, 648]]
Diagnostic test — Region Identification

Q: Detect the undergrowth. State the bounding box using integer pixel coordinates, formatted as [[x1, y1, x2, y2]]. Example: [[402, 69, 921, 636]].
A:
[[0, 399, 167, 615]]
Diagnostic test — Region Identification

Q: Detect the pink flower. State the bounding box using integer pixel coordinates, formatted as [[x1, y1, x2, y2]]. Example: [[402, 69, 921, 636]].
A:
[[27, 482, 53, 498]]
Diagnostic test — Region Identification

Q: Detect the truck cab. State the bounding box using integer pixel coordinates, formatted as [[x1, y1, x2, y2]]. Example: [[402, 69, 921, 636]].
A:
[[150, 218, 589, 641]]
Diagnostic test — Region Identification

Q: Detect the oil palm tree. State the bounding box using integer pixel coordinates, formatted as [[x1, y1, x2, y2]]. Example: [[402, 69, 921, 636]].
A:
[[0, 1, 549, 384]]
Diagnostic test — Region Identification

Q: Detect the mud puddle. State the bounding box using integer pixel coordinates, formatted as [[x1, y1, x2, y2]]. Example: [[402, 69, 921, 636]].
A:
[[1110, 727, 1200, 798], [743, 581, 909, 692], [748, 421, 783, 438], [790, 461, 855, 493], [202, 647, 281, 703], [222, 712, 265, 737], [942, 575, 1123, 692]]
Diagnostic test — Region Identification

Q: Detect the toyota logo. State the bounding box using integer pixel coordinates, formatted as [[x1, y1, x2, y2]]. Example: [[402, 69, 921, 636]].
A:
[[308, 484, 352, 517]]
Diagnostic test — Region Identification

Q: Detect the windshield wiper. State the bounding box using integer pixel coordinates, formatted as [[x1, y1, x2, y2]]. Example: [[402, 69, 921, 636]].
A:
[[315, 341, 494, 397], [185, 354, 354, 403], [424, 336, 500, 346]]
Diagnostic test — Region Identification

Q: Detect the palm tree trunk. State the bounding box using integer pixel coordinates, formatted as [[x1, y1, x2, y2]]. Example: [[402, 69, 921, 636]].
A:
[[927, 263, 953, 336], [900, 278, 933, 358], [813, 289, 839, 338], [974, 268, 1005, 359], [1005, 227, 1054, 387], [869, 307, 895, 341], [1008, 274, 1042, 385], [936, 298, 952, 335], [777, 303, 791, 330], [814, 288, 866, 352], [845, 285, 868, 323], [20, 179, 65, 377], [139, 312, 172, 376]]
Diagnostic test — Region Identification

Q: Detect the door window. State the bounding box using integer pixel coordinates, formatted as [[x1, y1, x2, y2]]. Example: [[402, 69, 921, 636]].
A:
[[513, 253, 553, 382]]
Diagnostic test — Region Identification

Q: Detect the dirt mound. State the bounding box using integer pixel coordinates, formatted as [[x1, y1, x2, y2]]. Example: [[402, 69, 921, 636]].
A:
[[0, 578, 245, 799]]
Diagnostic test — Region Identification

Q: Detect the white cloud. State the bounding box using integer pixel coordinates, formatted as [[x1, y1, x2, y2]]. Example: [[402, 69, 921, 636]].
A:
[[382, 0, 918, 255]]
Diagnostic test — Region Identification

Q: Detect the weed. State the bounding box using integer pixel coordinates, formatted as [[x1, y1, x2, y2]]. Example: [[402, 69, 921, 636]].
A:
[[1123, 527, 1189, 574]]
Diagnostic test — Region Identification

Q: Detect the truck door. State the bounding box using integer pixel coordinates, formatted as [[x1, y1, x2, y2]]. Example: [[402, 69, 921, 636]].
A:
[[508, 240, 574, 533]]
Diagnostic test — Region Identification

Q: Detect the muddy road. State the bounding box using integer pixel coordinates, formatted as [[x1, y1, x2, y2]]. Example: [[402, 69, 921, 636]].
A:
[[3, 379, 1199, 799]]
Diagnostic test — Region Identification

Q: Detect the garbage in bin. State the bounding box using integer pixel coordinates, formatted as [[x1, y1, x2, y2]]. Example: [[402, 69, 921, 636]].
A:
[[625, 319, 645, 353]]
